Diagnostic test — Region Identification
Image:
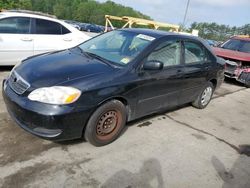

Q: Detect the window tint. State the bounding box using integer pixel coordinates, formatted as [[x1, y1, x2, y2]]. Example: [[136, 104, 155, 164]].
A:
[[239, 40, 250, 53], [62, 26, 70, 34], [147, 40, 181, 67], [184, 41, 205, 64], [0, 17, 30, 34], [35, 19, 70, 35]]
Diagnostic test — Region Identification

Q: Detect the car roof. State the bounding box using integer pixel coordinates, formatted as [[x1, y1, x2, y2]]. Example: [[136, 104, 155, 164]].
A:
[[119, 28, 201, 40], [0, 11, 60, 23], [0, 11, 86, 34], [118, 28, 214, 53]]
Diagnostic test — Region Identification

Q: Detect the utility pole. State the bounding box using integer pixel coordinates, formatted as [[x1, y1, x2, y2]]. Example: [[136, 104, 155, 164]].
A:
[[182, 0, 190, 29]]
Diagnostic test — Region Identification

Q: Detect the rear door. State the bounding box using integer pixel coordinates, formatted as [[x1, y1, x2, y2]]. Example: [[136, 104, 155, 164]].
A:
[[136, 39, 185, 117], [0, 16, 33, 65], [179, 40, 212, 104], [32, 18, 74, 55]]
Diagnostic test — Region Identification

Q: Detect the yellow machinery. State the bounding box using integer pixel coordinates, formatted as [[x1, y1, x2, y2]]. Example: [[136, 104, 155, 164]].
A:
[[105, 15, 180, 32], [236, 35, 250, 38]]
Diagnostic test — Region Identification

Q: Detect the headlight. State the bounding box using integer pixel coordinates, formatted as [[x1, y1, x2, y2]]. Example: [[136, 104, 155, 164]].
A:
[[28, 86, 81, 105]]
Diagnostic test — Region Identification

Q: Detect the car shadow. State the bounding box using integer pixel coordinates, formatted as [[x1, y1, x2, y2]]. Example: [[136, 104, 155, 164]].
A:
[[126, 104, 190, 128], [0, 66, 13, 72], [224, 77, 245, 87], [56, 104, 190, 146], [56, 138, 86, 146]]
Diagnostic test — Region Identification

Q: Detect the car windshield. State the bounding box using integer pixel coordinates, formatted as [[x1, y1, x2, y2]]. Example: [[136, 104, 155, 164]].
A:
[[221, 39, 250, 53], [79, 30, 155, 66]]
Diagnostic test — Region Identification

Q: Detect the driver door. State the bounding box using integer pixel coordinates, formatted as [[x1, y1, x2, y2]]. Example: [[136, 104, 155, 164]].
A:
[[136, 39, 185, 117]]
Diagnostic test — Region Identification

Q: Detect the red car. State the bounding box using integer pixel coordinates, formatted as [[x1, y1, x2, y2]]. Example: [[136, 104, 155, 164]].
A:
[[213, 36, 250, 87]]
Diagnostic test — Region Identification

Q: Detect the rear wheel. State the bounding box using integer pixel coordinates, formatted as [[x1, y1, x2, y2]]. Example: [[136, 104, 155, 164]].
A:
[[192, 82, 214, 109], [84, 100, 126, 146]]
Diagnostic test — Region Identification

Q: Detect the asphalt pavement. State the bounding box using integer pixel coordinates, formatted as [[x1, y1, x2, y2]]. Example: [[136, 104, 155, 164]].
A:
[[0, 70, 249, 188]]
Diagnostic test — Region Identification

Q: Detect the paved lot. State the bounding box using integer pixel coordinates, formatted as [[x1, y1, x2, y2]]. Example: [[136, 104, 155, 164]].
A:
[[0, 69, 249, 188]]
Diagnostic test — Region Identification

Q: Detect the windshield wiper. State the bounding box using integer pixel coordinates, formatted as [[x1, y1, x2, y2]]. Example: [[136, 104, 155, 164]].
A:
[[84, 51, 115, 67]]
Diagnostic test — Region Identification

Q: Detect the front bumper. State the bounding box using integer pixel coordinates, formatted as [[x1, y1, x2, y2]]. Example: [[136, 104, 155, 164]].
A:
[[224, 65, 250, 85], [2, 79, 94, 141]]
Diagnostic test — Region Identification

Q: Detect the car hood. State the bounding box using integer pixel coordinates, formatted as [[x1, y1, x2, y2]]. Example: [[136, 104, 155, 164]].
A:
[[15, 49, 115, 89], [213, 47, 250, 62]]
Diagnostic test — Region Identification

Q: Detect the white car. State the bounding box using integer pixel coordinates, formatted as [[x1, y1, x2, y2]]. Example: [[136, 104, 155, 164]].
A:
[[0, 10, 90, 65]]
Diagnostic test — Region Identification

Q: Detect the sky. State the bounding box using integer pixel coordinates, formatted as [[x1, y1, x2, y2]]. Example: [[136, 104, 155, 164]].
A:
[[98, 0, 250, 27]]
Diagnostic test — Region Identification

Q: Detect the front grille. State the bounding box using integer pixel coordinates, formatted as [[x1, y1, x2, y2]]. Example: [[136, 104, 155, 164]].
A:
[[8, 71, 30, 95]]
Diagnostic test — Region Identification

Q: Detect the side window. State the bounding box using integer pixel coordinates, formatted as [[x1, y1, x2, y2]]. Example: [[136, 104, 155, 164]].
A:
[[0, 17, 30, 34], [184, 41, 205, 64], [62, 26, 71, 34], [147, 40, 181, 67], [35, 19, 65, 35]]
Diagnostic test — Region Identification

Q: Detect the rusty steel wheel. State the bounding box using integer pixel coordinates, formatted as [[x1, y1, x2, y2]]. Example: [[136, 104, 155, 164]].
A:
[[96, 110, 122, 141], [84, 100, 126, 146]]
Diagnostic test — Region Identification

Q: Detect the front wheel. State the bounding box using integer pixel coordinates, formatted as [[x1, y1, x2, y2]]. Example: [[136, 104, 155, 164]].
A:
[[84, 100, 126, 146], [192, 82, 214, 109]]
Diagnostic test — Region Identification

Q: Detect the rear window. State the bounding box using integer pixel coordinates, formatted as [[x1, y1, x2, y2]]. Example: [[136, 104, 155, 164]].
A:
[[184, 41, 205, 64], [35, 18, 70, 35]]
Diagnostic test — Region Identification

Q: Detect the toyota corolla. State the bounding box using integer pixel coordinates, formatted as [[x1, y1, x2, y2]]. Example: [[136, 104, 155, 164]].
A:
[[3, 29, 224, 146]]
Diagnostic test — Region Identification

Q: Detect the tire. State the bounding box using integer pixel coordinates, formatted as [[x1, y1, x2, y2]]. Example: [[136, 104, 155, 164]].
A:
[[192, 82, 214, 109], [84, 100, 127, 146], [245, 81, 250, 88]]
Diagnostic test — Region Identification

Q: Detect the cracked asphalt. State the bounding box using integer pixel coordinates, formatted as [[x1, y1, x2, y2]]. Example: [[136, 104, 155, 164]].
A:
[[0, 69, 250, 188]]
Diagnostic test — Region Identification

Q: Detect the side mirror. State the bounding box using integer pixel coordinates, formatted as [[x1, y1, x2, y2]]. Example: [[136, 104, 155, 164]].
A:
[[143, 61, 164, 71]]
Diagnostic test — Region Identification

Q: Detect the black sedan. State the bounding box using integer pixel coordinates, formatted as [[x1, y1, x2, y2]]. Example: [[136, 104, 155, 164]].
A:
[[3, 29, 225, 146]]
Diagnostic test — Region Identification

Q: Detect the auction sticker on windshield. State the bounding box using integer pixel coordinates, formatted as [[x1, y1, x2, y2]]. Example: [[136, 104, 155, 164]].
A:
[[136, 34, 155, 41]]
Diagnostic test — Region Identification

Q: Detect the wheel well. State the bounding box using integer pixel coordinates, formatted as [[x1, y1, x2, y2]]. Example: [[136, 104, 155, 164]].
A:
[[98, 97, 130, 116], [112, 97, 128, 106], [209, 79, 217, 88]]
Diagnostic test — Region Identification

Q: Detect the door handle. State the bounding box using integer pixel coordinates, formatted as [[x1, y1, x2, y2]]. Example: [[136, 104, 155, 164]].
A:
[[63, 38, 72, 41], [21, 38, 33, 42]]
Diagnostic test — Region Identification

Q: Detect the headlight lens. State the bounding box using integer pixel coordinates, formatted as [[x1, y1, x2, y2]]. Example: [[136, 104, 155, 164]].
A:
[[28, 86, 81, 105]]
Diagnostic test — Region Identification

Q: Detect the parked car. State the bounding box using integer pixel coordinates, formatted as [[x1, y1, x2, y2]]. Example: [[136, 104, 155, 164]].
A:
[[3, 28, 224, 146], [80, 23, 104, 33], [0, 10, 90, 65], [213, 35, 250, 87], [206, 39, 220, 47], [63, 20, 82, 30]]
